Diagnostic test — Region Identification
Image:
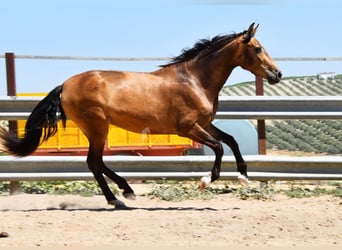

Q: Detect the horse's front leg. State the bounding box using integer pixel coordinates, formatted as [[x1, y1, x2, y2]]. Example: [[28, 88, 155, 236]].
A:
[[182, 123, 224, 189], [205, 123, 249, 186]]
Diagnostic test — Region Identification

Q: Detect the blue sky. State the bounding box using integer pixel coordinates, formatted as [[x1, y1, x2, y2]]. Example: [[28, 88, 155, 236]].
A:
[[1, 0, 341, 95]]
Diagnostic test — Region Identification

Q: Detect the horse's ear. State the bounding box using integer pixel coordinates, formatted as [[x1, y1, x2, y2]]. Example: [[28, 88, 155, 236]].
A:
[[243, 23, 259, 43]]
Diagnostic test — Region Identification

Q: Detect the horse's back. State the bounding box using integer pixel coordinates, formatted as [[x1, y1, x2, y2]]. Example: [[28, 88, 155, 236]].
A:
[[60, 70, 179, 134]]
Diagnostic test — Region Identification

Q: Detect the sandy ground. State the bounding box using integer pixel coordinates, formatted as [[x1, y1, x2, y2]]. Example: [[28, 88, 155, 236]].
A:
[[0, 184, 341, 247]]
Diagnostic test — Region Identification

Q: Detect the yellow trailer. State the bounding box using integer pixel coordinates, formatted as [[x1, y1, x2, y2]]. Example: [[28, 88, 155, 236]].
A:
[[17, 93, 197, 156]]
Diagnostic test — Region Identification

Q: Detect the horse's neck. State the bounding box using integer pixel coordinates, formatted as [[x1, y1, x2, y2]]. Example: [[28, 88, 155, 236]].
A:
[[154, 42, 240, 102], [188, 45, 239, 101]]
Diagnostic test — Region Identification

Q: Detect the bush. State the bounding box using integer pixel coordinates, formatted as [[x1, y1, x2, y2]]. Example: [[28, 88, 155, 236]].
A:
[[147, 182, 218, 201]]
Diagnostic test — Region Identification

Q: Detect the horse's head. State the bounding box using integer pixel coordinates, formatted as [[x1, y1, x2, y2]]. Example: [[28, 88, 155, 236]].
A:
[[238, 23, 282, 85]]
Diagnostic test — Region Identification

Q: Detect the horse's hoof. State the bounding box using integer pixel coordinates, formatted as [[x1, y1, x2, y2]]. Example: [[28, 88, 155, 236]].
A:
[[0, 232, 9, 238], [123, 192, 136, 200], [108, 199, 129, 210], [237, 174, 249, 187], [199, 175, 211, 190]]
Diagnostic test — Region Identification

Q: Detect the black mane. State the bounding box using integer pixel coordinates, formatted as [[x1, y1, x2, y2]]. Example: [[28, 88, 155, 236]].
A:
[[161, 30, 247, 67]]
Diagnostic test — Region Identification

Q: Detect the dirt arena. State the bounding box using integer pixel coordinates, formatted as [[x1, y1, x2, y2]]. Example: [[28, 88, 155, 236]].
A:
[[0, 184, 341, 247]]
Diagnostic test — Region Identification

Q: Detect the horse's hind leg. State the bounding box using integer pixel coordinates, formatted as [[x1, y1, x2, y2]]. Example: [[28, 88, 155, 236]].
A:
[[101, 165, 136, 200], [87, 139, 128, 208], [71, 112, 135, 207], [86, 128, 136, 204]]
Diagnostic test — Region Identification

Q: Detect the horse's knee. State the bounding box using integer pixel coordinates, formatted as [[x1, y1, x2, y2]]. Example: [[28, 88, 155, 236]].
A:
[[213, 142, 224, 157]]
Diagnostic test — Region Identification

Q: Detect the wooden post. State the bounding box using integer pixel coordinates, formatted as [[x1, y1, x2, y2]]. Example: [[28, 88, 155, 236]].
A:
[[5, 52, 20, 194], [5, 53, 17, 131], [256, 76, 266, 155]]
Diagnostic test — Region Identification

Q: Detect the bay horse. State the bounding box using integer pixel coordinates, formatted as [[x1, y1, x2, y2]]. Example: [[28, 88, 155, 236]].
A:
[[0, 23, 281, 208]]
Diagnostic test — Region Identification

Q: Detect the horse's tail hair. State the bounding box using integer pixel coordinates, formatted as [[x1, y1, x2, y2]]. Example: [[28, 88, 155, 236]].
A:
[[0, 85, 66, 157]]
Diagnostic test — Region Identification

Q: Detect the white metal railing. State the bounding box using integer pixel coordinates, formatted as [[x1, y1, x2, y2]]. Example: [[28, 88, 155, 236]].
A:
[[0, 155, 341, 181], [0, 96, 341, 182], [1, 54, 342, 61], [1, 96, 342, 120]]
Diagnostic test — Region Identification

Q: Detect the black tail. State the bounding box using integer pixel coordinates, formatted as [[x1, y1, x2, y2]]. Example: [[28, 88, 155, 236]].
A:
[[0, 85, 66, 156]]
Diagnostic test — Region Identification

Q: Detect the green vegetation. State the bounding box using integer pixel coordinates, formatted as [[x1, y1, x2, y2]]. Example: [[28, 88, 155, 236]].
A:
[[221, 75, 342, 155], [1, 180, 341, 201], [283, 182, 342, 198], [266, 120, 342, 154], [147, 182, 218, 201], [147, 181, 342, 201], [222, 75, 342, 96]]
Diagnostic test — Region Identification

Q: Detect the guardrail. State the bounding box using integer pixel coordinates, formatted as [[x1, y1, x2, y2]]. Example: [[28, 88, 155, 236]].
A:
[[0, 96, 341, 185], [1, 155, 341, 182], [1, 95, 342, 120]]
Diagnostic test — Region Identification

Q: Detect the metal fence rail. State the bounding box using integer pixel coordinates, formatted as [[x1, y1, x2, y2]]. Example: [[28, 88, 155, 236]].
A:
[[0, 96, 341, 182], [1, 96, 342, 120], [0, 155, 341, 181], [1, 54, 342, 61]]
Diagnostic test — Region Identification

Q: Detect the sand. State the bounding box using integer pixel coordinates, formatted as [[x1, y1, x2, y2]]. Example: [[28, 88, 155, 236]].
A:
[[0, 184, 341, 247]]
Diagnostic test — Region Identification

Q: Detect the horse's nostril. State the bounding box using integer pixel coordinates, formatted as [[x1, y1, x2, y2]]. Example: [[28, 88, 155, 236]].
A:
[[277, 71, 282, 79]]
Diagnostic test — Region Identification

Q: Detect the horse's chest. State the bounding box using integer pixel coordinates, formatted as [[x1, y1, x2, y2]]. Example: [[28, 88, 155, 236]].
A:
[[183, 96, 215, 125]]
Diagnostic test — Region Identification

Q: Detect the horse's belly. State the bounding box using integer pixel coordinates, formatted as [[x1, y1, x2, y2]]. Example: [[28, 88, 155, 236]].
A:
[[108, 112, 178, 135]]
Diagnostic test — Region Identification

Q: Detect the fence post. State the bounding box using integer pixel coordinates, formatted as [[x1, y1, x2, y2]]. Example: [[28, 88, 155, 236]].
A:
[[256, 76, 266, 155], [5, 52, 20, 194]]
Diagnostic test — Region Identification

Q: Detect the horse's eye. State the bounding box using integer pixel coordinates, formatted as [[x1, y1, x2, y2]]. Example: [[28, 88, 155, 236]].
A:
[[255, 47, 262, 54]]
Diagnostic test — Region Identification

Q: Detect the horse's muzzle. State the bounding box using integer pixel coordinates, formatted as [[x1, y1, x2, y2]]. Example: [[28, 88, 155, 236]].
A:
[[266, 69, 282, 84]]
